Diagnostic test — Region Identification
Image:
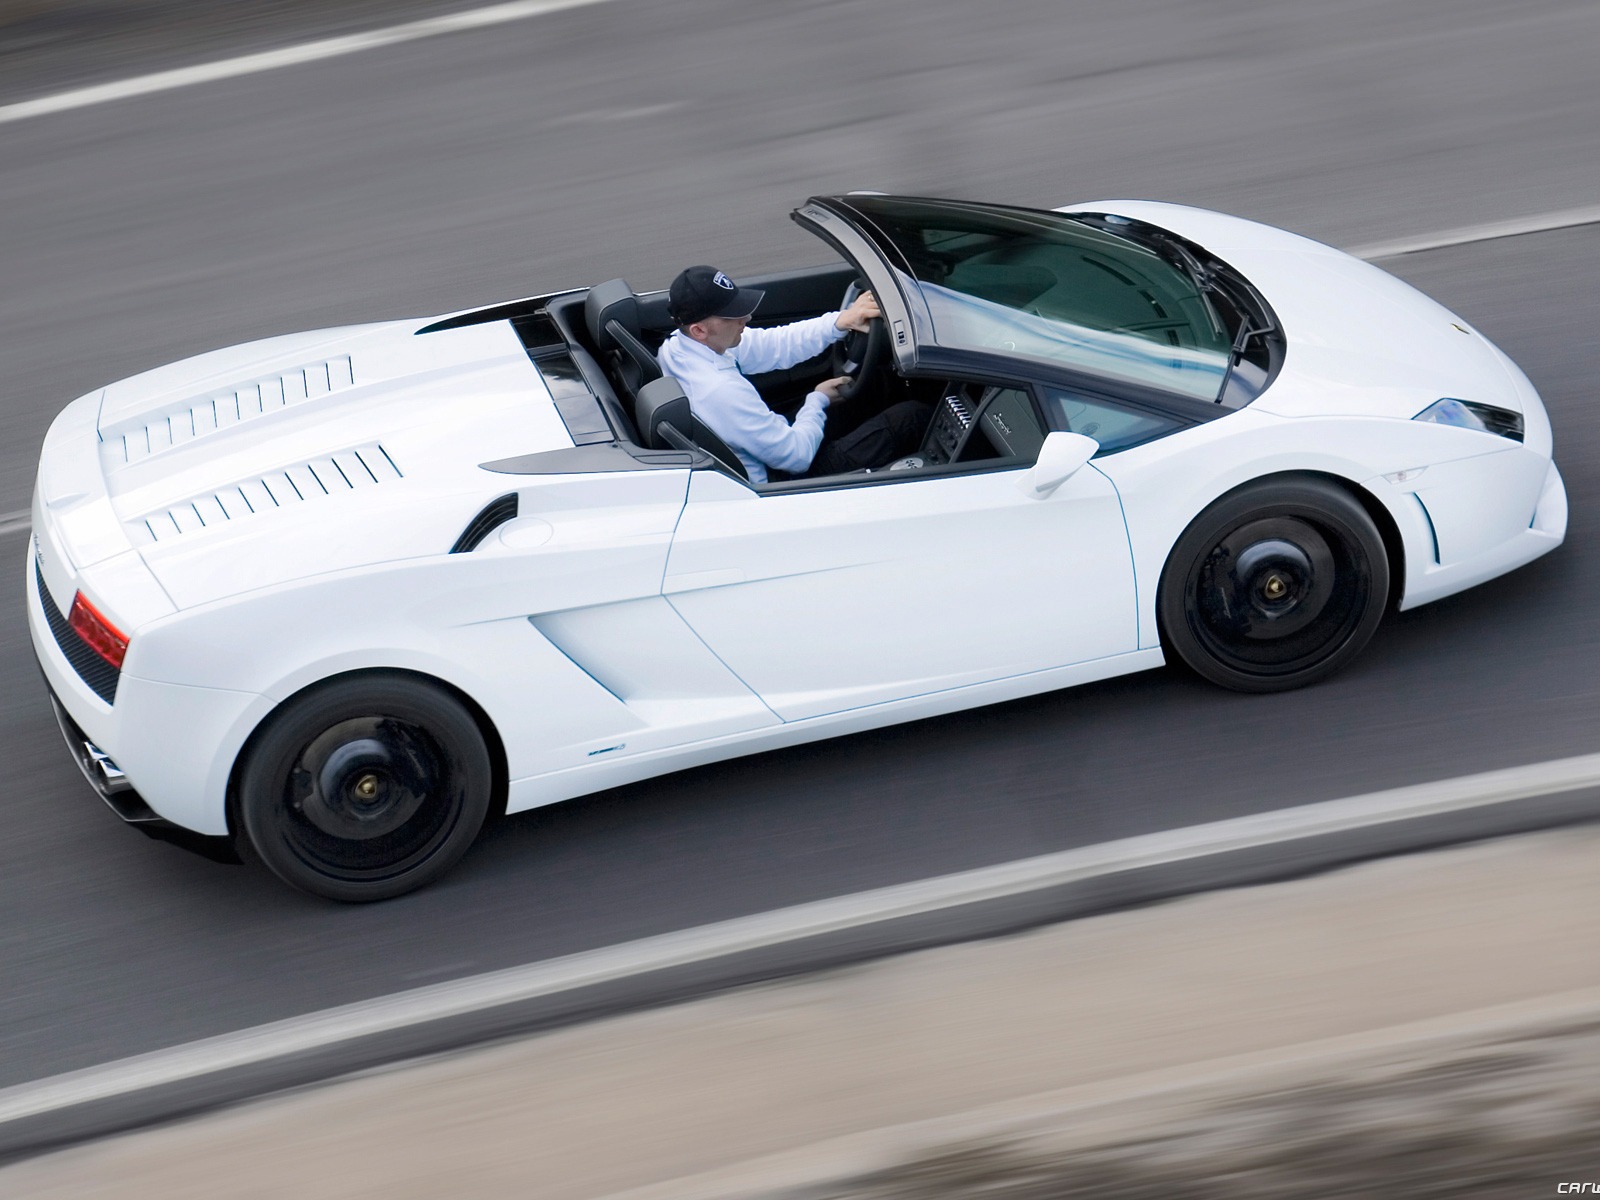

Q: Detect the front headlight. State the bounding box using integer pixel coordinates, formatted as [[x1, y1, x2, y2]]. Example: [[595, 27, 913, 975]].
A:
[[1413, 398, 1523, 442]]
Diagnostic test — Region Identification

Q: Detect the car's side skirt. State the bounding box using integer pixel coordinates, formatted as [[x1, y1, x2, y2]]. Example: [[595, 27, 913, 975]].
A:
[[502, 647, 1166, 814]]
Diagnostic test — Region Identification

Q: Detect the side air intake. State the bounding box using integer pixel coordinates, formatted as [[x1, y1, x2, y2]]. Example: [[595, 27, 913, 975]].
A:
[[451, 493, 519, 553]]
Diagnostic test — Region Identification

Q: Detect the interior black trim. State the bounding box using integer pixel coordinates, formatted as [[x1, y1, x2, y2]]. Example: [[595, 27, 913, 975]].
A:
[[481, 444, 700, 475], [546, 294, 641, 445], [415, 290, 582, 335]]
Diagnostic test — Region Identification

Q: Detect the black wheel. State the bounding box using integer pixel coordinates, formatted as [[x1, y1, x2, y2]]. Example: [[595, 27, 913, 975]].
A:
[[1158, 478, 1389, 693], [238, 674, 492, 901]]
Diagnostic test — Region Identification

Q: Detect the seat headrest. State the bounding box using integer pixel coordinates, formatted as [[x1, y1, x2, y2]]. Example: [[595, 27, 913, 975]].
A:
[[634, 376, 692, 451], [584, 278, 640, 347]]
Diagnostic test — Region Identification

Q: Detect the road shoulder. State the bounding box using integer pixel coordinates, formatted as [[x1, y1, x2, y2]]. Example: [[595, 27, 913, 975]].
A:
[[6, 825, 1599, 1198]]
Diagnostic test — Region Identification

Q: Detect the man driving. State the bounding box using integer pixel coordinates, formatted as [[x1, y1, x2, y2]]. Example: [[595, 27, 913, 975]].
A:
[[657, 265, 926, 482]]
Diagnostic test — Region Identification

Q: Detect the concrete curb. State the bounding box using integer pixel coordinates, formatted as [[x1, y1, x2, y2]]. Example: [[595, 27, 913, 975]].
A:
[[3, 751, 1600, 1161]]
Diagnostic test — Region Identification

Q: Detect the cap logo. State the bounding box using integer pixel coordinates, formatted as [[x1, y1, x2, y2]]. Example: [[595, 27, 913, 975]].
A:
[[712, 271, 735, 290]]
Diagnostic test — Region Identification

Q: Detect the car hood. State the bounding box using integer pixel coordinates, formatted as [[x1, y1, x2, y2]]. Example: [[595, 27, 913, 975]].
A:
[[1065, 201, 1536, 423], [88, 317, 575, 608]]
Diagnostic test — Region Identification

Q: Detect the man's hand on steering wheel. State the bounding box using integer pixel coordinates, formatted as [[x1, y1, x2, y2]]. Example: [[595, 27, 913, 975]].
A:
[[816, 375, 855, 405], [829, 282, 888, 403], [835, 289, 881, 333]]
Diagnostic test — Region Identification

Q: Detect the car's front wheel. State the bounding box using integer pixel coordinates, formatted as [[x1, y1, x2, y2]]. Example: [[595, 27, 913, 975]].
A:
[[237, 673, 492, 902], [1158, 477, 1389, 693]]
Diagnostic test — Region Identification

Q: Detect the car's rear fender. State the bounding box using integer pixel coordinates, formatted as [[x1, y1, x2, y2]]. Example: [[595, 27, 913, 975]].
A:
[[225, 666, 512, 842], [131, 563, 661, 786]]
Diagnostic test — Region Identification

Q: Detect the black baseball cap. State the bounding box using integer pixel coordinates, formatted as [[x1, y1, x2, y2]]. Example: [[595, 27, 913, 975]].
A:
[[668, 265, 765, 327]]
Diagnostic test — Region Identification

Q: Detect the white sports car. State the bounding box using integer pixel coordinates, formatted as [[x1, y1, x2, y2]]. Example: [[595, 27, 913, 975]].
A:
[[29, 195, 1566, 900]]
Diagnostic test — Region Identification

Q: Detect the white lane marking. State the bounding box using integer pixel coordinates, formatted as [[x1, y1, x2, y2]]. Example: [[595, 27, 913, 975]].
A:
[[0, 0, 1589, 260], [0, 0, 611, 127], [547, 102, 684, 127], [3, 748, 1599, 1126], [0, 511, 30, 538], [1348, 204, 1600, 260]]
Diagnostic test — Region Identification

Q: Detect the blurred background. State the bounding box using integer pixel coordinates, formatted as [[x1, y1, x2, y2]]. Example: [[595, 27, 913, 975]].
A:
[[2, 1, 1599, 1192]]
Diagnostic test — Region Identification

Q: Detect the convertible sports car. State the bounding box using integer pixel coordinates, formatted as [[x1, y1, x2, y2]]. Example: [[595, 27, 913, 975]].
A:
[[28, 195, 1565, 900]]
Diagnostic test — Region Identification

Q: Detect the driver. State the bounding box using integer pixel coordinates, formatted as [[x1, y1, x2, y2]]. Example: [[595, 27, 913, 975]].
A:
[[657, 265, 926, 482]]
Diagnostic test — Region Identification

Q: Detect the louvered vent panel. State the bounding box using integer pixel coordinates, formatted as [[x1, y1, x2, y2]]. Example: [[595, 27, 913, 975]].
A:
[[108, 356, 356, 468], [132, 442, 400, 544]]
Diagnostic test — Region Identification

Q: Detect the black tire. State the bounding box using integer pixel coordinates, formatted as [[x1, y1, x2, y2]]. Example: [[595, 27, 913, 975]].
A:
[[237, 674, 492, 902], [1158, 478, 1389, 693]]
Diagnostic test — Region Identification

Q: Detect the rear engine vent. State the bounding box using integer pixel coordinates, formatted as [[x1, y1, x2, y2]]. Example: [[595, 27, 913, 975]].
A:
[[103, 356, 356, 470], [133, 443, 401, 544], [451, 494, 519, 553]]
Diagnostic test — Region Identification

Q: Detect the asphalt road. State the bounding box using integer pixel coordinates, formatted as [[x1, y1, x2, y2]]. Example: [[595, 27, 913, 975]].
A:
[[1, 0, 1598, 1089]]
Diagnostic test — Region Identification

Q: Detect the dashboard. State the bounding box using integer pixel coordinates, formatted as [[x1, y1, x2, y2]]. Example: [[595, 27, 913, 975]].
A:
[[919, 383, 1047, 466]]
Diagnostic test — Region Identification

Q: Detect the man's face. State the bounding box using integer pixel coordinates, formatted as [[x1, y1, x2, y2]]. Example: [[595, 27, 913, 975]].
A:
[[690, 313, 750, 354]]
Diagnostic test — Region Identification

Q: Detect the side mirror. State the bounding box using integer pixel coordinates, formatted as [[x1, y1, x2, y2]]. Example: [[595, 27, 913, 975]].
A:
[[1019, 431, 1098, 499]]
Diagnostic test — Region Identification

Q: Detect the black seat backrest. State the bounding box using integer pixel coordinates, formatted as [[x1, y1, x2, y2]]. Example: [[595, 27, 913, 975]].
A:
[[585, 278, 662, 399], [634, 377, 749, 481], [583, 277, 639, 343], [605, 319, 663, 390], [634, 376, 689, 450]]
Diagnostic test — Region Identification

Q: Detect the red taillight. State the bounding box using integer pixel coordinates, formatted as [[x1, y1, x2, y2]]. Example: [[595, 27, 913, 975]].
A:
[[68, 591, 129, 670]]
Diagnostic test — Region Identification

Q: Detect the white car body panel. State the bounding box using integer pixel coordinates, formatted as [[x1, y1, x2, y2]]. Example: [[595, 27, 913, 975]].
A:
[[500, 647, 1168, 814], [26, 196, 1567, 880], [1067, 200, 1565, 619], [99, 320, 571, 608], [1090, 405, 1561, 644], [664, 464, 1136, 721]]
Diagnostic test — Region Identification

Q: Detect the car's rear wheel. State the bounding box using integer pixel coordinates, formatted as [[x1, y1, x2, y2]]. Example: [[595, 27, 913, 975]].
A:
[[238, 674, 492, 902], [1158, 478, 1389, 693]]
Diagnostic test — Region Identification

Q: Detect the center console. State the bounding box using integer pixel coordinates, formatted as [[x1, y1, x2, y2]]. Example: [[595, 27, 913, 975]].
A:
[[922, 386, 981, 464]]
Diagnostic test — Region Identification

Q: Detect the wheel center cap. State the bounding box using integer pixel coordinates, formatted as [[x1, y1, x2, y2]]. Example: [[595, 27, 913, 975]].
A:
[[354, 774, 380, 802], [1263, 574, 1288, 601]]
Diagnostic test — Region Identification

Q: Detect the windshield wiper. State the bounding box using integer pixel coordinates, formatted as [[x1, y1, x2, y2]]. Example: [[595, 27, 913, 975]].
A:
[[1147, 234, 1277, 403], [1081, 214, 1278, 403], [1154, 239, 1229, 340], [1215, 315, 1273, 404]]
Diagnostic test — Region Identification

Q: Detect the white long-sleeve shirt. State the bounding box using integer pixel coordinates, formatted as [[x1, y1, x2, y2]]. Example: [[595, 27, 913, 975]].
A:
[[656, 312, 845, 483]]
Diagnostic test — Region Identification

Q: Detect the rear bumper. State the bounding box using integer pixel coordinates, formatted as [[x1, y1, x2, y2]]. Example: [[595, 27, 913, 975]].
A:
[[44, 687, 243, 863], [46, 688, 166, 826], [28, 543, 268, 837]]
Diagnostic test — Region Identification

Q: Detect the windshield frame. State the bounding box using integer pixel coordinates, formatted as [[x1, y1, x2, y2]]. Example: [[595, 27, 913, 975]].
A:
[[796, 195, 1283, 409]]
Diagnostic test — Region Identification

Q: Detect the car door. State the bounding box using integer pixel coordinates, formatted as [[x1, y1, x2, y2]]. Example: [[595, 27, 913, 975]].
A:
[[661, 429, 1137, 723]]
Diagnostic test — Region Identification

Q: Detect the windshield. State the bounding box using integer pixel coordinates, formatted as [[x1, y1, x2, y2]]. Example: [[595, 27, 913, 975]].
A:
[[841, 198, 1235, 401]]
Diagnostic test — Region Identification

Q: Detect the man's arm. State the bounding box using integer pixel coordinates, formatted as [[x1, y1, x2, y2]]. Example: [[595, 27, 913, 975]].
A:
[[699, 375, 829, 475], [734, 290, 883, 374], [733, 312, 844, 376]]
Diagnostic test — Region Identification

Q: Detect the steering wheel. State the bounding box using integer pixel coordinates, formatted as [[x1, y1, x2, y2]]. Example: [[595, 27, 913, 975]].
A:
[[828, 280, 888, 403]]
